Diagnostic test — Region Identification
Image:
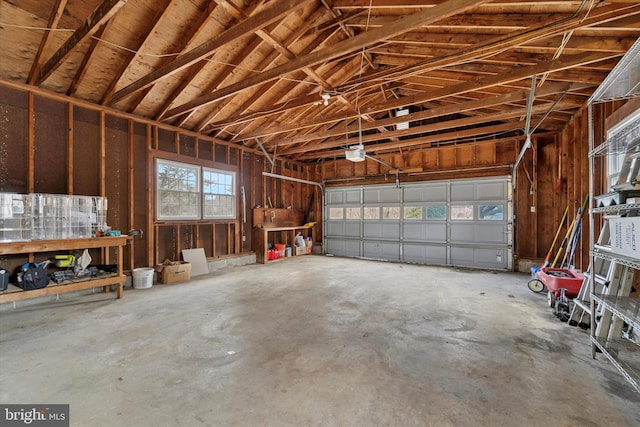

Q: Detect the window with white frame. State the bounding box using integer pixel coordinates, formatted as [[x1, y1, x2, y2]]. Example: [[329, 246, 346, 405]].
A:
[[203, 168, 235, 219], [156, 159, 236, 220], [156, 159, 200, 220]]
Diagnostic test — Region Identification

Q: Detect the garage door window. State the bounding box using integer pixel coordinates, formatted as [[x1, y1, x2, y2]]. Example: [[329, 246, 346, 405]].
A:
[[404, 206, 422, 220], [479, 204, 504, 220], [329, 208, 344, 219], [364, 207, 380, 219], [346, 207, 361, 219], [426, 205, 446, 220], [383, 207, 400, 219], [451, 205, 473, 220]]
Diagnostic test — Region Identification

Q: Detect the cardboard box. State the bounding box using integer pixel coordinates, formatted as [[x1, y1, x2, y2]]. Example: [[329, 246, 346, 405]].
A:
[[155, 261, 191, 284], [294, 245, 307, 256]]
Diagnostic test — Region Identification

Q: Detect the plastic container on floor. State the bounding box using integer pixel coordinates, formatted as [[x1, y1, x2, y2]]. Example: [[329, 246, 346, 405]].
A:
[[132, 267, 154, 289]]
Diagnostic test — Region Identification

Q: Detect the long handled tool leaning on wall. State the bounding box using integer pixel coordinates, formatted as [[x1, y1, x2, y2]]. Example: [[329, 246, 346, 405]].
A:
[[551, 195, 589, 268], [542, 206, 569, 268]]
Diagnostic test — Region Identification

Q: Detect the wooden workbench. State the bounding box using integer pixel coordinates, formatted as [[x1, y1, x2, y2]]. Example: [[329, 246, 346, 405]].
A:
[[0, 236, 130, 304]]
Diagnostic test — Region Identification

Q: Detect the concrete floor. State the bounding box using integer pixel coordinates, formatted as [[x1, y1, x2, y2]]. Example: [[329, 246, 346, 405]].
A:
[[1, 256, 638, 426]]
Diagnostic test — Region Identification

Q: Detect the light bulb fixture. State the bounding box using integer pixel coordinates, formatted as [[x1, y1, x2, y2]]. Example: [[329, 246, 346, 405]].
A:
[[321, 93, 330, 106]]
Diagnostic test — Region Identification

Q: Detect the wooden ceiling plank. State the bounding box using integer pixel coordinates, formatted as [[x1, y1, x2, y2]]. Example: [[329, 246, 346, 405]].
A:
[[110, 0, 314, 104], [27, 0, 68, 84], [336, 3, 639, 94], [188, 36, 266, 129], [99, 0, 177, 105], [196, 10, 337, 133], [133, 1, 221, 117], [163, 0, 490, 120], [67, 21, 111, 96], [36, 0, 127, 84]]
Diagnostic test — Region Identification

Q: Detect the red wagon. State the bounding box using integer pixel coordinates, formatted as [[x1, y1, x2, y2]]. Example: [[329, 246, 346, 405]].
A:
[[536, 267, 585, 308]]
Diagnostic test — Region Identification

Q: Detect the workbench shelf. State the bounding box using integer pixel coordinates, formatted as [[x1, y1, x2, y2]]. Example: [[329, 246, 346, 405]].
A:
[[0, 236, 129, 305], [252, 225, 313, 264]]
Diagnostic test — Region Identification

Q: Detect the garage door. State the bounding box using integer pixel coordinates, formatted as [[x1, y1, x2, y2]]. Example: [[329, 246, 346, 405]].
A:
[[324, 176, 513, 270]]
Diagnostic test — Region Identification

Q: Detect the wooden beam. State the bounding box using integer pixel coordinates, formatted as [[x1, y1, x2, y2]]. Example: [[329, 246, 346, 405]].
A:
[[336, 3, 640, 94], [242, 82, 583, 143], [163, 0, 489, 120], [110, 0, 314, 104], [297, 122, 522, 161], [100, 0, 177, 105], [286, 102, 574, 156], [67, 22, 109, 96], [36, 0, 127, 84], [27, 0, 68, 85]]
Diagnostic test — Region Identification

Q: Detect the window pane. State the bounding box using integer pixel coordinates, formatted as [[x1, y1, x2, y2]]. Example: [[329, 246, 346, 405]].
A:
[[479, 204, 503, 220], [203, 168, 235, 219], [451, 205, 473, 220], [404, 206, 422, 220], [426, 205, 446, 220], [329, 208, 343, 219], [156, 160, 200, 220], [363, 207, 380, 220], [346, 207, 361, 219], [383, 206, 400, 219]]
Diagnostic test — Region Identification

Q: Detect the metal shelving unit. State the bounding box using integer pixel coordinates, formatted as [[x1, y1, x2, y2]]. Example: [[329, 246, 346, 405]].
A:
[[587, 36, 640, 393]]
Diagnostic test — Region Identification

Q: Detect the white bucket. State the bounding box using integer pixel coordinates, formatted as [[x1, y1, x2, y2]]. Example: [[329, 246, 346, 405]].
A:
[[132, 267, 154, 289]]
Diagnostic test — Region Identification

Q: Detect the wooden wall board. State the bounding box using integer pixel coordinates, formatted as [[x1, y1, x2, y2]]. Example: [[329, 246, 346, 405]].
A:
[[179, 134, 196, 158], [0, 86, 29, 192], [73, 106, 101, 195], [199, 139, 213, 161], [198, 224, 214, 257], [214, 223, 229, 257], [34, 95, 67, 194]]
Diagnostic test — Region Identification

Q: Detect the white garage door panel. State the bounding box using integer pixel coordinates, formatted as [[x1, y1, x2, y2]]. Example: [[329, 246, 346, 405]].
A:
[[476, 181, 507, 200], [324, 177, 512, 269], [327, 222, 360, 237], [451, 183, 475, 201], [364, 188, 401, 203], [476, 224, 507, 243], [404, 184, 447, 202], [403, 223, 447, 242], [363, 241, 400, 260], [326, 239, 360, 257], [451, 223, 506, 244], [451, 246, 507, 269], [363, 222, 400, 239], [327, 191, 344, 205], [403, 243, 447, 264]]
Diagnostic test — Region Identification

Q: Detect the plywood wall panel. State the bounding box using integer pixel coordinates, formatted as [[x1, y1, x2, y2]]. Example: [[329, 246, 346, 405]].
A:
[[215, 143, 227, 163], [456, 145, 474, 167], [179, 134, 196, 158], [33, 96, 67, 194], [157, 128, 176, 153], [73, 106, 101, 196], [198, 139, 213, 161], [198, 224, 214, 256], [0, 86, 29, 192], [104, 115, 129, 234], [214, 223, 228, 256]]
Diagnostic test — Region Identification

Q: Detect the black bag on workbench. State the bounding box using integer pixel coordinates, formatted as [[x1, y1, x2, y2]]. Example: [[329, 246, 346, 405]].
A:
[[20, 263, 50, 290]]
